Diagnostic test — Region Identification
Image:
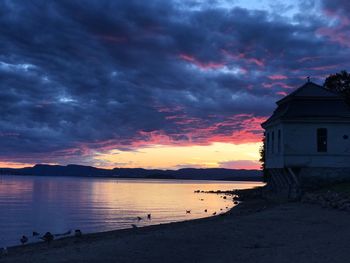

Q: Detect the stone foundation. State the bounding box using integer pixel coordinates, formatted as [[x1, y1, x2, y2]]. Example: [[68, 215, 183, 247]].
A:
[[265, 167, 350, 198]]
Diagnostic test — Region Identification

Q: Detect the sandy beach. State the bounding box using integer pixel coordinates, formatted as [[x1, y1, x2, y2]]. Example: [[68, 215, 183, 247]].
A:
[[1, 198, 350, 263]]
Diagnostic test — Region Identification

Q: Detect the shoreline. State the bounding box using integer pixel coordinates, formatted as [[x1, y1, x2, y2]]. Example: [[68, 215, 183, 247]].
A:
[[1, 198, 269, 260], [0, 179, 263, 251], [4, 191, 244, 250], [3, 192, 350, 262]]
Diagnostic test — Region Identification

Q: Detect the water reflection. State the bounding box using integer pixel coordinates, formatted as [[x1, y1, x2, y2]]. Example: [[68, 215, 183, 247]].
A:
[[0, 175, 262, 247]]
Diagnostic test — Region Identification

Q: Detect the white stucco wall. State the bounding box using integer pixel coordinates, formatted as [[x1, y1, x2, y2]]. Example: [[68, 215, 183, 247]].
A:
[[265, 123, 285, 168], [265, 121, 350, 168]]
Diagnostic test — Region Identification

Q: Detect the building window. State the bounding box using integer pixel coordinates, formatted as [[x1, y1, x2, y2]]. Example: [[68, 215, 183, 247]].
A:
[[317, 128, 327, 152], [272, 131, 275, 154], [277, 129, 281, 153]]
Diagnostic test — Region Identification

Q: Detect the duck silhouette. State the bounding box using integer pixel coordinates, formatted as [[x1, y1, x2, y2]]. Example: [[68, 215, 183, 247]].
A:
[[74, 229, 82, 238], [42, 232, 54, 244], [20, 235, 28, 245]]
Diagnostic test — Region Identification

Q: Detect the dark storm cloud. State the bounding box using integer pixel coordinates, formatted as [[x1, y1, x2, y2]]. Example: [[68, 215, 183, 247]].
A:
[[0, 0, 349, 164]]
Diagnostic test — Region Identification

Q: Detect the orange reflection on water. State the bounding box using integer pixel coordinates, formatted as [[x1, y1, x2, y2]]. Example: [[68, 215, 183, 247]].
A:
[[0, 176, 263, 247]]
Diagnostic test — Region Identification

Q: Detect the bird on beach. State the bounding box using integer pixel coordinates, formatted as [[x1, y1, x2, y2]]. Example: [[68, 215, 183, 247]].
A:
[[220, 208, 223, 211], [204, 209, 207, 212], [147, 214, 151, 220], [186, 210, 191, 214], [42, 232, 54, 244], [234, 201, 239, 204], [212, 212, 217, 216], [137, 216, 143, 221], [131, 224, 138, 229], [75, 229, 82, 238], [32, 231, 40, 237], [20, 235, 28, 245]]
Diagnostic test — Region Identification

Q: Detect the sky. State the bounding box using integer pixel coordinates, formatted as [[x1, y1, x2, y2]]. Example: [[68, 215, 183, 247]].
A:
[[0, 0, 349, 170]]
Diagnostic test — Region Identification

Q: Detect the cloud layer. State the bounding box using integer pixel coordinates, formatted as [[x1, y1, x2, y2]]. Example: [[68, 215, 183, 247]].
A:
[[0, 0, 349, 166]]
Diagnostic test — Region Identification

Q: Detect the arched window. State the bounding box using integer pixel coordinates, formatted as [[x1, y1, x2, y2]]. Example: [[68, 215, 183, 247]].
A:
[[317, 128, 327, 152]]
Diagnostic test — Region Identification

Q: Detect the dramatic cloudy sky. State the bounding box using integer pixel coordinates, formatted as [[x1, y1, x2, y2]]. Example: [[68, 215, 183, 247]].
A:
[[0, 0, 349, 169]]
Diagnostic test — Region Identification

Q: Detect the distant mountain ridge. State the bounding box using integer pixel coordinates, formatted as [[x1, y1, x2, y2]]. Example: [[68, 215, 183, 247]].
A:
[[0, 164, 262, 181]]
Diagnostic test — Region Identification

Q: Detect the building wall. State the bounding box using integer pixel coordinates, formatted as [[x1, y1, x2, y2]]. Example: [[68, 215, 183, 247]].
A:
[[265, 122, 350, 168], [265, 123, 285, 168]]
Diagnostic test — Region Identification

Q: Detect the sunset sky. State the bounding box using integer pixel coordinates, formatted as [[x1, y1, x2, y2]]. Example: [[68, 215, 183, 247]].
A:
[[0, 0, 349, 169]]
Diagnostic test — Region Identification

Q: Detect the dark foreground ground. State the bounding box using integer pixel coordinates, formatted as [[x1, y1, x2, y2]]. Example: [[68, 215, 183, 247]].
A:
[[1, 199, 350, 263]]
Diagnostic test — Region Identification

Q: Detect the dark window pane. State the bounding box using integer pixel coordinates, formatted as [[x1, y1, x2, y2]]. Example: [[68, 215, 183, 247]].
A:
[[317, 128, 327, 152], [278, 130, 281, 153]]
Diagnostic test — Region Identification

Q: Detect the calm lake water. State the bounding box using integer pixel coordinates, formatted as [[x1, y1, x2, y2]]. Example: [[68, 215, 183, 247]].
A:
[[0, 175, 262, 247]]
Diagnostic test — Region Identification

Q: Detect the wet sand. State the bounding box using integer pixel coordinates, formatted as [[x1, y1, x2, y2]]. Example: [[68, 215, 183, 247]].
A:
[[1, 200, 350, 263]]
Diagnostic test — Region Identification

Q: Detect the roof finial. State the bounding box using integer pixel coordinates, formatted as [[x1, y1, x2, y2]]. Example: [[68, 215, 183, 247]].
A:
[[307, 76, 311, 83]]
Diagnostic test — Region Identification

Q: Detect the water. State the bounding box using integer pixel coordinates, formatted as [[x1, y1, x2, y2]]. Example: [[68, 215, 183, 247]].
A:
[[0, 175, 262, 247]]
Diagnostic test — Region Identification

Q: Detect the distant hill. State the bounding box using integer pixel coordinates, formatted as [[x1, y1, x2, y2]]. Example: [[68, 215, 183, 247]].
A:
[[0, 164, 262, 181]]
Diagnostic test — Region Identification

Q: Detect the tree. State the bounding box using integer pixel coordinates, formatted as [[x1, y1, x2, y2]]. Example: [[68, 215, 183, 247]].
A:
[[259, 134, 269, 182], [324, 70, 350, 104]]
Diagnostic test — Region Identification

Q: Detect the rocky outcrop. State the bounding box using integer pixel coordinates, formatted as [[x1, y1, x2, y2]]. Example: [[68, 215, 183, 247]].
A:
[[301, 191, 350, 211]]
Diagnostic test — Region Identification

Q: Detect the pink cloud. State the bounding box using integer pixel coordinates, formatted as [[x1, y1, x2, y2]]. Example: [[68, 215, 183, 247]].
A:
[[297, 56, 325, 63], [221, 49, 265, 67], [9, 113, 267, 166], [262, 82, 293, 89], [182, 114, 266, 145], [268, 75, 287, 80], [178, 54, 225, 70], [276, 91, 288, 96], [308, 64, 338, 71], [81, 114, 267, 153], [316, 10, 350, 48]]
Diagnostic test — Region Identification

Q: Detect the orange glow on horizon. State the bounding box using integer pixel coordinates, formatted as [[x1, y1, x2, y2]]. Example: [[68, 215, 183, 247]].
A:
[[0, 162, 34, 169], [92, 142, 262, 170], [0, 142, 262, 170]]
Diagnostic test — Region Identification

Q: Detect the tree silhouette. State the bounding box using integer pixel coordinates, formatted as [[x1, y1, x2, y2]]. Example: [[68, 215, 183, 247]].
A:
[[259, 134, 269, 182], [324, 70, 350, 104]]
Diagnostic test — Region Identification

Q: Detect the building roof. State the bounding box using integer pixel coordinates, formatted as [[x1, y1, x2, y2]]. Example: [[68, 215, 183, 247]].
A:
[[262, 81, 350, 128]]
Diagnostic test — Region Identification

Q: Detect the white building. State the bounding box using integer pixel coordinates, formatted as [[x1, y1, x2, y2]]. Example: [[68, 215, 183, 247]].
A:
[[261, 81, 350, 191]]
